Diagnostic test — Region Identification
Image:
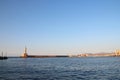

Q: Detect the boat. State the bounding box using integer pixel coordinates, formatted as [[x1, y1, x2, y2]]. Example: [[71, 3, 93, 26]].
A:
[[0, 52, 8, 60]]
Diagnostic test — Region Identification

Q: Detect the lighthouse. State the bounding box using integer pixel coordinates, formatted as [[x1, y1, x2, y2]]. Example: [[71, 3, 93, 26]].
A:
[[21, 47, 28, 58]]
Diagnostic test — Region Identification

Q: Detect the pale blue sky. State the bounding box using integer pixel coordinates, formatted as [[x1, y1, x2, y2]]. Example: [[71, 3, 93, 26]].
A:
[[0, 0, 120, 56]]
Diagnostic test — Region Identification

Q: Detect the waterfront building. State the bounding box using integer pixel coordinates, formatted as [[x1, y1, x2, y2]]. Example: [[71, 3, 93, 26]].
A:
[[115, 50, 120, 56]]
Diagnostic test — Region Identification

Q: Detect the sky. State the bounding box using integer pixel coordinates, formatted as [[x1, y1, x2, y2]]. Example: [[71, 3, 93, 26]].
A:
[[0, 0, 120, 56]]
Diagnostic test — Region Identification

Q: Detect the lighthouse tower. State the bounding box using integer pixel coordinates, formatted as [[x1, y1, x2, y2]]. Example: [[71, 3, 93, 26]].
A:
[[21, 47, 28, 58]]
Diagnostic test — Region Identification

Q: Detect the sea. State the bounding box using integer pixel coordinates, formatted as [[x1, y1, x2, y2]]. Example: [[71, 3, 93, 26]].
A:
[[0, 57, 120, 80]]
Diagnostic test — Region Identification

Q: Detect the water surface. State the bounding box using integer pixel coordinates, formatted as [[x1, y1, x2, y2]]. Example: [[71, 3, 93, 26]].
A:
[[0, 57, 120, 80]]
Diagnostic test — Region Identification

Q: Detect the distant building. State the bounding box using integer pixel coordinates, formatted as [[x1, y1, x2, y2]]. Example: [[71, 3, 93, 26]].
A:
[[21, 47, 28, 58], [115, 50, 120, 56]]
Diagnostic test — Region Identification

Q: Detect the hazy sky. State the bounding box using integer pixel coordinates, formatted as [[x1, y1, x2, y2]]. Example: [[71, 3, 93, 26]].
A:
[[0, 0, 120, 56]]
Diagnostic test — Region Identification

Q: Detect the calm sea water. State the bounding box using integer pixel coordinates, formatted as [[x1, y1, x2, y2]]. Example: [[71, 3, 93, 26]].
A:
[[0, 57, 120, 80]]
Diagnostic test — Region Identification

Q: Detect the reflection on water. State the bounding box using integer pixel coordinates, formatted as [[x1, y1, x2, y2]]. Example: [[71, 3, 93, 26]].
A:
[[0, 57, 120, 80]]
